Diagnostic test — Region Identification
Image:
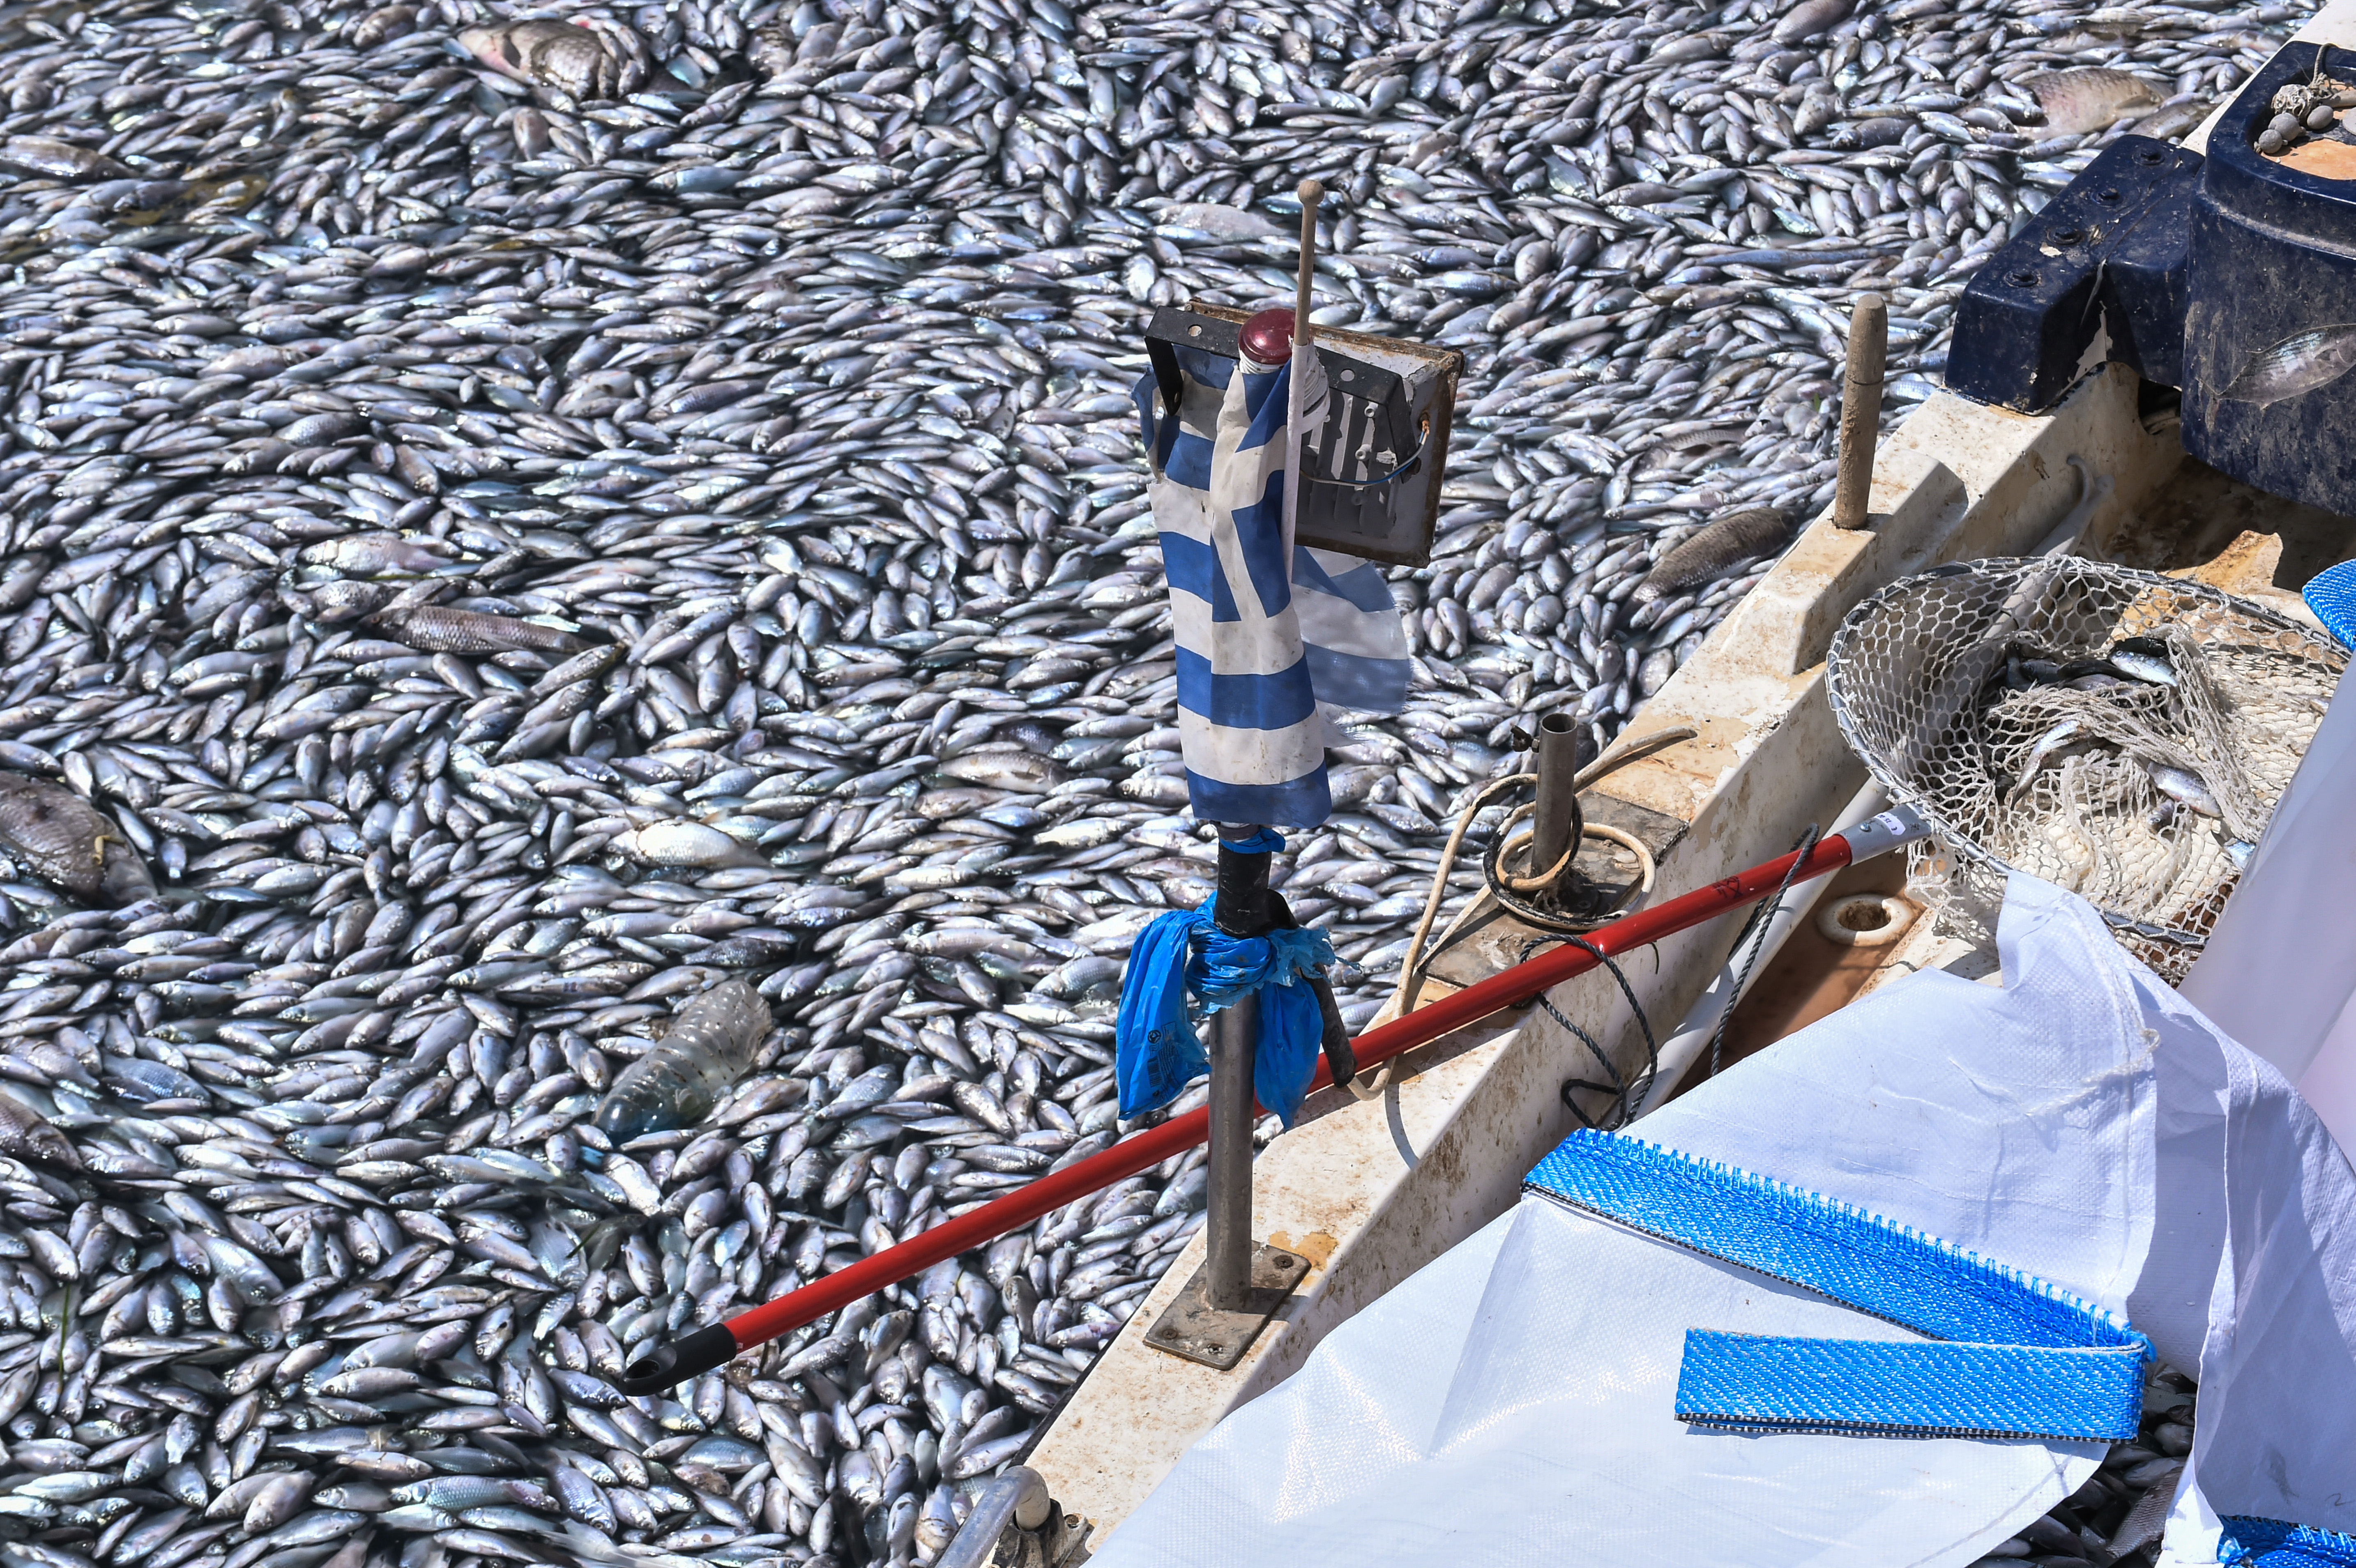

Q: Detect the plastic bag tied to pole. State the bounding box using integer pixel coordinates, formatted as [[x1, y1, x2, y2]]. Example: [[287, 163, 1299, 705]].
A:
[[1115, 874, 1337, 1128], [1528, 1130, 2150, 1442]]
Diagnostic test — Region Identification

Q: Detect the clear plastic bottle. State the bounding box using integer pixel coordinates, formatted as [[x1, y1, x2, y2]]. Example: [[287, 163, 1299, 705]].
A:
[[593, 979, 772, 1142]]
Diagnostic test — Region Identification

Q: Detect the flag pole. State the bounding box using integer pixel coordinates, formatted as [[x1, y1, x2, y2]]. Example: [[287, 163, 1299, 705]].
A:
[[1295, 178, 1321, 348], [1284, 175, 1361, 1092]]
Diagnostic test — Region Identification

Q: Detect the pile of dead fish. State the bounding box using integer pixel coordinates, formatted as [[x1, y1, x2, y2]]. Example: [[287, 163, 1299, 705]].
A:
[[0, 0, 2293, 1559]]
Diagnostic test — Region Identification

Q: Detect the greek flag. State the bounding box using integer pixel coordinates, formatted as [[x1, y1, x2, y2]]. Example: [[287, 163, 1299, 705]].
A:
[[1135, 335, 1410, 828]]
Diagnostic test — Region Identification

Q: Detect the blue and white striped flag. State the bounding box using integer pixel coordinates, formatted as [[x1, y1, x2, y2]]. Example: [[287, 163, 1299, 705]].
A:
[[1135, 335, 1411, 828]]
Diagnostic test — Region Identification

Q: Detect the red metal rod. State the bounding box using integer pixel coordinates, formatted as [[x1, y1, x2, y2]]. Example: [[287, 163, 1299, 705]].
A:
[[700, 832, 1859, 1363]]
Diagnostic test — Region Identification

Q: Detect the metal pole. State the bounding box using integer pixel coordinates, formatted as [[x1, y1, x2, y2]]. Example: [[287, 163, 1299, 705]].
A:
[[1833, 292, 1888, 531], [1529, 709, 1591, 886], [1205, 829, 1274, 1312], [1203, 997, 1258, 1311]]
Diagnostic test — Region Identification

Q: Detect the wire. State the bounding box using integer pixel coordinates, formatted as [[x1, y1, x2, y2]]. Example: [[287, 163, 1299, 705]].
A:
[[1530, 934, 1659, 1131], [1704, 821, 1822, 1083]]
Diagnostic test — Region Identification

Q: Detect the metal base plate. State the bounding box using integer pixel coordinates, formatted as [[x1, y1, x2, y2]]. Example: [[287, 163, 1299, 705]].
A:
[[1141, 1244, 1307, 1370]]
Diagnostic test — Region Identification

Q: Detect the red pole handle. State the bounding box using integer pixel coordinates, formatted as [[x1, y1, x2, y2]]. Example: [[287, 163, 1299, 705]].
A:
[[618, 827, 1885, 1392]]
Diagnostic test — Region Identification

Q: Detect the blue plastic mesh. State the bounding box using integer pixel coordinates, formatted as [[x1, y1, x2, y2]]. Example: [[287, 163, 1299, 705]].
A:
[[2307, 559, 2356, 652], [2221, 1517, 2356, 1568], [1677, 1333, 2142, 1442], [1526, 1130, 2148, 1441]]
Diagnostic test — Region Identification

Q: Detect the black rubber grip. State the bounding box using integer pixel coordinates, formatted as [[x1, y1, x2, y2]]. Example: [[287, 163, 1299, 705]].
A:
[[1310, 972, 1356, 1088], [1266, 893, 1354, 1088], [1214, 839, 1274, 937], [618, 1322, 739, 1396]]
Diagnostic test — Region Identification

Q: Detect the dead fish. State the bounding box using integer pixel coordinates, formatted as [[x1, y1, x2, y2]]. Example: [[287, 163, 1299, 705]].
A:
[[299, 534, 451, 576], [2148, 763, 2222, 817], [2222, 325, 2356, 407], [593, 979, 772, 1141], [0, 136, 131, 181], [618, 821, 770, 869], [0, 772, 156, 904], [1771, 0, 1852, 44], [348, 3, 417, 46], [2029, 69, 2164, 134], [459, 19, 625, 98], [368, 605, 586, 654], [933, 753, 1069, 794], [0, 1093, 78, 1172], [2009, 718, 2084, 800], [286, 580, 400, 622], [1633, 509, 1794, 602], [1154, 203, 1282, 239], [2107, 638, 2177, 686]]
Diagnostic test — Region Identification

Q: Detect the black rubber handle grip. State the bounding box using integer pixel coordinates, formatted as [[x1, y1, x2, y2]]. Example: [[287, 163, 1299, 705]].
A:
[[1309, 972, 1356, 1088], [1264, 892, 1354, 1088], [1214, 838, 1274, 937], [618, 1323, 739, 1397]]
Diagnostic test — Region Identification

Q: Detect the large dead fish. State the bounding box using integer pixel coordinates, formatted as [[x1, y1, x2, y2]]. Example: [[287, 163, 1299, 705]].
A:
[[0, 1093, 78, 1172], [458, 18, 633, 98], [1633, 508, 1797, 602], [0, 772, 156, 904], [2028, 69, 2163, 134], [0, 136, 131, 181], [368, 604, 588, 654]]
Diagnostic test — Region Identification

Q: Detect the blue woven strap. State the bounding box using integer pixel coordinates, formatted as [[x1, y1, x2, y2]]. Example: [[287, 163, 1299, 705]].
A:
[[1526, 1130, 2149, 1441], [2305, 557, 2356, 650], [2222, 1519, 2356, 1568], [1678, 1334, 2143, 1441]]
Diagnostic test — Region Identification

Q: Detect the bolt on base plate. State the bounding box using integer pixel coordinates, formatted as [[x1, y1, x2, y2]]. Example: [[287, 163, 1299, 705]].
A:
[[1141, 1243, 1308, 1370]]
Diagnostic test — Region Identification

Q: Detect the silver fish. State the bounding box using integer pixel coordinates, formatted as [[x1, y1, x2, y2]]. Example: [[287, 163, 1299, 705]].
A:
[[2223, 325, 2356, 406], [2010, 719, 2084, 799], [2148, 764, 2223, 818]]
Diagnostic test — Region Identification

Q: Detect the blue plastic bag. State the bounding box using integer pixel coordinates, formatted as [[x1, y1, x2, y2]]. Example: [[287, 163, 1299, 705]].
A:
[[1114, 894, 1337, 1128]]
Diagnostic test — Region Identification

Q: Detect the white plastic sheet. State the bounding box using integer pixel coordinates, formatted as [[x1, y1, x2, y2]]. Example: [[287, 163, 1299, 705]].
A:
[[2179, 663, 2356, 1152], [1092, 876, 2356, 1568]]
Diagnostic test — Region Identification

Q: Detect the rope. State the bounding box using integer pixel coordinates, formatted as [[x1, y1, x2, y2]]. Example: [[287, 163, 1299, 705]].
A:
[[1481, 817, 1657, 932], [1704, 821, 1822, 1083], [1350, 725, 1696, 1105]]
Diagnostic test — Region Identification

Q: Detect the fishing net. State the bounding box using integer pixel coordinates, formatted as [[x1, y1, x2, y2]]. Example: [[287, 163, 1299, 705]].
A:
[[1827, 558, 2346, 981]]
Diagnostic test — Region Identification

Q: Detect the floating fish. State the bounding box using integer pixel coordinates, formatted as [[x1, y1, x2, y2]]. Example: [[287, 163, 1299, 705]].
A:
[[1633, 509, 1796, 603], [2028, 68, 2164, 135], [458, 19, 631, 99], [0, 773, 155, 904], [0, 0, 2235, 1558]]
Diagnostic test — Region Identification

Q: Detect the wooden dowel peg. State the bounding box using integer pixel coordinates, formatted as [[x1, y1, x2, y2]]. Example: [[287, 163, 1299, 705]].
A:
[[1833, 292, 1888, 531]]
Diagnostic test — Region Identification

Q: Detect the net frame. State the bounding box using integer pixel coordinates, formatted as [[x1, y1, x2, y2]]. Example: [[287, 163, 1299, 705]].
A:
[[1826, 558, 2346, 978]]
